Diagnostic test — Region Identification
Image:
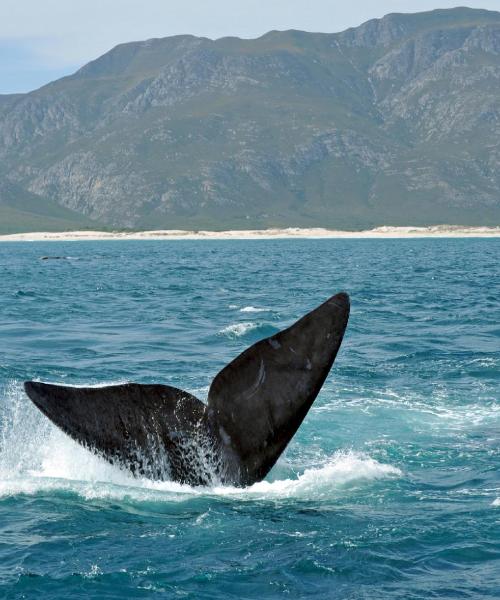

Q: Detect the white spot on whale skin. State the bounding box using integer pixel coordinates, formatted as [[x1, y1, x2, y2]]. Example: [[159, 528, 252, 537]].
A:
[[305, 358, 312, 370], [269, 339, 281, 349], [244, 360, 266, 399], [218, 426, 231, 446]]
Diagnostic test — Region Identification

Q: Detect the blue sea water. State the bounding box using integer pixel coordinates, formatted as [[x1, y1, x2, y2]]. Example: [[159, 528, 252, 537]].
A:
[[0, 238, 498, 599]]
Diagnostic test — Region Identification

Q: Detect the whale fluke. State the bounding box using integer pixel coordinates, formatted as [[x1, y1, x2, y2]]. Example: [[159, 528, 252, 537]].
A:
[[25, 292, 350, 487]]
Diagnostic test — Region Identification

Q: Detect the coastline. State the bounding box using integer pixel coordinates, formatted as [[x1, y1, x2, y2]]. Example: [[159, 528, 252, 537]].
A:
[[0, 225, 499, 242]]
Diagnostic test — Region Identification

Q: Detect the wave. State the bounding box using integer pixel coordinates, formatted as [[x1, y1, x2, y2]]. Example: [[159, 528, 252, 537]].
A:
[[0, 381, 401, 504], [239, 306, 269, 313]]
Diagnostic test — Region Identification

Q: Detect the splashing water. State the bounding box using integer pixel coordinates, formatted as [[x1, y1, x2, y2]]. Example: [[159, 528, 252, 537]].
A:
[[0, 381, 400, 503]]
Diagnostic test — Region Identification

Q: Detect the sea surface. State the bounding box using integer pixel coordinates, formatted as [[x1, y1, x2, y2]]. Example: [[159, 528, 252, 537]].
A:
[[0, 239, 498, 599]]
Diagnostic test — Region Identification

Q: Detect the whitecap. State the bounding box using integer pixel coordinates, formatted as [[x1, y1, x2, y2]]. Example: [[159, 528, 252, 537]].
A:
[[239, 306, 268, 313], [219, 322, 258, 337]]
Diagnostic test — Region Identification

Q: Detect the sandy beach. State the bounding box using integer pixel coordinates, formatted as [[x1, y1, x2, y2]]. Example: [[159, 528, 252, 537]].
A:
[[0, 225, 499, 242]]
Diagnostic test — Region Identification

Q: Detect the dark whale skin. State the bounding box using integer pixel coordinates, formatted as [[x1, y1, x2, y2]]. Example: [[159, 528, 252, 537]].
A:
[[25, 292, 350, 487]]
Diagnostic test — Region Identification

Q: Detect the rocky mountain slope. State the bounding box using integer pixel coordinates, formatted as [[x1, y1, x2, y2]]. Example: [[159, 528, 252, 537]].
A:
[[1, 7, 500, 232]]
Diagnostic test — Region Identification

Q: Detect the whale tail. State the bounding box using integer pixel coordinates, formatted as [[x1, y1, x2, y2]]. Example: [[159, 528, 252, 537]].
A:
[[25, 292, 350, 486]]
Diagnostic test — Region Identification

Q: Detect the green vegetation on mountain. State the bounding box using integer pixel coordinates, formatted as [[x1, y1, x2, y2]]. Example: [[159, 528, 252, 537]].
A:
[[0, 180, 96, 234], [0, 7, 499, 231]]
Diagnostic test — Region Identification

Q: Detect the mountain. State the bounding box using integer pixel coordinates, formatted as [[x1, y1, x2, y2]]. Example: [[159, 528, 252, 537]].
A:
[[1, 7, 500, 232]]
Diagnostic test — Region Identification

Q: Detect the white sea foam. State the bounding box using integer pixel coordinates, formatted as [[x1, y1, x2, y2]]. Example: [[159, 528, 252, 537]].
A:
[[211, 451, 402, 500], [0, 381, 401, 504], [492, 498, 500, 507], [315, 388, 500, 428], [219, 322, 258, 337]]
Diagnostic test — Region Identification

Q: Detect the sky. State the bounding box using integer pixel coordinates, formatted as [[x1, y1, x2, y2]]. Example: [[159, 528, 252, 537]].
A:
[[1, 1, 499, 94]]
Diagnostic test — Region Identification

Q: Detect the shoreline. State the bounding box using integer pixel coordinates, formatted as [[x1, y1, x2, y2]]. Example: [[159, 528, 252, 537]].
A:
[[0, 225, 499, 242]]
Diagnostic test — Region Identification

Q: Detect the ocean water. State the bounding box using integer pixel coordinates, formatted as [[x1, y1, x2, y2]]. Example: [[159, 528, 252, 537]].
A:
[[0, 238, 498, 599]]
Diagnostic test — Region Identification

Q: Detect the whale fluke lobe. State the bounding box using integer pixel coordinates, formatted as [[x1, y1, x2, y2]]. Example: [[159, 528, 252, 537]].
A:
[[207, 292, 350, 484], [24, 292, 350, 487], [24, 382, 215, 485]]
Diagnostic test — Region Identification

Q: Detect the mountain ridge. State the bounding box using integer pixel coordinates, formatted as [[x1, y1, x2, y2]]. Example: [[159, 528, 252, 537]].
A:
[[1, 7, 499, 233]]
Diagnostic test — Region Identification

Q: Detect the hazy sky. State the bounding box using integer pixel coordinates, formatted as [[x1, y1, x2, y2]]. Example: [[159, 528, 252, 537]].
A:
[[1, 1, 499, 94]]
